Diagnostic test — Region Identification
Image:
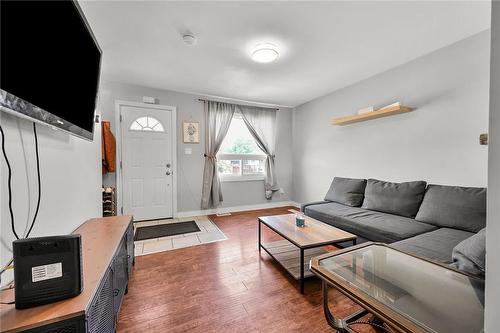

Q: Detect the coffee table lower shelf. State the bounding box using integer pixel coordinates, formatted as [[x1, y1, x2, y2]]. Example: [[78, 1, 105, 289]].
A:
[[258, 214, 357, 294], [262, 240, 328, 279]]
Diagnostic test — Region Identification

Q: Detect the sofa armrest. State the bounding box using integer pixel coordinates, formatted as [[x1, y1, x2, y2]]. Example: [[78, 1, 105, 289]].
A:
[[301, 200, 331, 212]]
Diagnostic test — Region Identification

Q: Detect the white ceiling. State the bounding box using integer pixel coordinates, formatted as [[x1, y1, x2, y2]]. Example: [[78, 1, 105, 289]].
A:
[[80, 1, 491, 107]]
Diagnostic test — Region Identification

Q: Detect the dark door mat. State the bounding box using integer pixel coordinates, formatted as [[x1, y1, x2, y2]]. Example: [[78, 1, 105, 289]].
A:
[[134, 221, 200, 241]]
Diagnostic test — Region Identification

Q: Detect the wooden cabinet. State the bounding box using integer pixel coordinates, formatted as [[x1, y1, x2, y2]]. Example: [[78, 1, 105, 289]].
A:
[[0, 216, 134, 333], [126, 225, 135, 275], [85, 226, 133, 333], [86, 267, 114, 333], [112, 239, 128, 316]]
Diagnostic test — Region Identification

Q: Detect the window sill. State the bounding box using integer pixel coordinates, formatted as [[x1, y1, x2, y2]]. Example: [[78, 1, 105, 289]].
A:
[[220, 176, 265, 183]]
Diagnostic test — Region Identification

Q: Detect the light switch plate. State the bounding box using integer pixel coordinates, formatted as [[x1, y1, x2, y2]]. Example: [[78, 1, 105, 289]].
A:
[[184, 147, 192, 155]]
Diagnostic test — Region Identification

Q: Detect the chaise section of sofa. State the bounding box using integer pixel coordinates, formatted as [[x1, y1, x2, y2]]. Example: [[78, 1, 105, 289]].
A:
[[390, 228, 475, 263], [391, 184, 486, 264]]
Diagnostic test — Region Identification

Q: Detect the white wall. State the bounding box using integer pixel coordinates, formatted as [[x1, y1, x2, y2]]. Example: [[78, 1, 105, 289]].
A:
[[0, 113, 102, 287], [292, 31, 490, 204], [98, 80, 293, 214], [485, 2, 500, 331]]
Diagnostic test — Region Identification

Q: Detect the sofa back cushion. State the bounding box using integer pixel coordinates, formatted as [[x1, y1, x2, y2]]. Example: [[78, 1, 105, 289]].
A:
[[324, 177, 367, 207], [415, 185, 486, 232], [361, 179, 427, 218]]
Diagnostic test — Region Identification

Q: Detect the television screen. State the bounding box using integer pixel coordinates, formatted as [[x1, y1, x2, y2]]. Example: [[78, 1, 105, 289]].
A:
[[0, 0, 102, 141]]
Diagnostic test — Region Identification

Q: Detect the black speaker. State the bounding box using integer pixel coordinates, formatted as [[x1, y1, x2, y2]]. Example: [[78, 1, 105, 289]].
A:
[[13, 235, 83, 309]]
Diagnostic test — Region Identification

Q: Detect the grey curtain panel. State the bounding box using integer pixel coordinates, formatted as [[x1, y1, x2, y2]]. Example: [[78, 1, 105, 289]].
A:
[[239, 105, 279, 199], [201, 101, 236, 209]]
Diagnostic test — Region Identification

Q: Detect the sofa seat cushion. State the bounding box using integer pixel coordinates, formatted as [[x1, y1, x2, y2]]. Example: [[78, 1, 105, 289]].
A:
[[361, 179, 427, 218], [304, 202, 437, 243], [415, 184, 486, 232], [391, 228, 474, 264], [324, 177, 367, 207]]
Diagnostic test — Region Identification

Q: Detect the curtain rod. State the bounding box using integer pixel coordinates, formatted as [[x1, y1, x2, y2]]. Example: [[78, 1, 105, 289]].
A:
[[197, 98, 279, 111]]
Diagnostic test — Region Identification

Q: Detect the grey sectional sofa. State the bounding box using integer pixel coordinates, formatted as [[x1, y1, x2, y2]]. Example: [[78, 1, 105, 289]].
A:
[[301, 177, 486, 273]]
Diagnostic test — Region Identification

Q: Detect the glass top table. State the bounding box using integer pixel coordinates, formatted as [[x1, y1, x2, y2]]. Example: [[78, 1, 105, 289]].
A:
[[310, 243, 484, 333]]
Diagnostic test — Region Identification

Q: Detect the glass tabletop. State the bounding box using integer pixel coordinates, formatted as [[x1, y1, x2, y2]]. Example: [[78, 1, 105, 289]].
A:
[[317, 244, 484, 333]]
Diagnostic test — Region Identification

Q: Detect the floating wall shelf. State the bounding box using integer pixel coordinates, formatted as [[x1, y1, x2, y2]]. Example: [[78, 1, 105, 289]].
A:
[[332, 104, 413, 126]]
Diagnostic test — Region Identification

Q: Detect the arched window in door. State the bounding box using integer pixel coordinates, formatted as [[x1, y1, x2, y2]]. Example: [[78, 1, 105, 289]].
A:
[[129, 116, 165, 132]]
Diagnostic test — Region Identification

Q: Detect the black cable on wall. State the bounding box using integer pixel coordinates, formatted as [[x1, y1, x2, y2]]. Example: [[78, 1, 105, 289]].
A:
[[26, 123, 41, 238], [0, 122, 43, 286], [0, 124, 19, 240]]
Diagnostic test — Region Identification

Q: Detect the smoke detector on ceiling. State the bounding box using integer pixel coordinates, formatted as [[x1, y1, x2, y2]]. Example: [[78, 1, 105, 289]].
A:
[[182, 33, 197, 46]]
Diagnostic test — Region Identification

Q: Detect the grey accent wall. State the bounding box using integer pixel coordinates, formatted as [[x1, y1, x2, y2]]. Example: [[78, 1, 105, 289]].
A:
[[292, 31, 490, 204], [486, 2, 499, 331], [99, 81, 293, 213]]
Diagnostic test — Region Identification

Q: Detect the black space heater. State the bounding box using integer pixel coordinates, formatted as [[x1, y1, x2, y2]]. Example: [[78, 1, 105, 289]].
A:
[[13, 235, 83, 309]]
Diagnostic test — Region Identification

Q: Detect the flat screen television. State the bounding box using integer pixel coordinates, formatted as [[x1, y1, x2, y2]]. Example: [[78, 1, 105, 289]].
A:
[[0, 0, 102, 141]]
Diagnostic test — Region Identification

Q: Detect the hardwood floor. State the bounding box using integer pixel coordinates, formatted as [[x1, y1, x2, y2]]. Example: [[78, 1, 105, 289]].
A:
[[117, 207, 376, 333]]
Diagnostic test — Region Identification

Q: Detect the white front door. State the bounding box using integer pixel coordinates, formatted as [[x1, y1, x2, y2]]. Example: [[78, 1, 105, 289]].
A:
[[120, 105, 174, 221]]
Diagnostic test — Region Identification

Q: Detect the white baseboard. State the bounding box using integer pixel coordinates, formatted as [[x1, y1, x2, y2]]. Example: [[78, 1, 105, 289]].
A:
[[176, 201, 300, 218]]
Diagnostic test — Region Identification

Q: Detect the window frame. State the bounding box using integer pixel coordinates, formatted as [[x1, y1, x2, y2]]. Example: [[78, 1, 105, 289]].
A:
[[216, 112, 268, 182], [217, 153, 267, 182], [129, 116, 165, 132]]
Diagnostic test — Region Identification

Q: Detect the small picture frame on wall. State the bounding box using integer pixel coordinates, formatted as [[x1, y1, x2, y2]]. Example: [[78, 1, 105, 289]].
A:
[[183, 121, 200, 143]]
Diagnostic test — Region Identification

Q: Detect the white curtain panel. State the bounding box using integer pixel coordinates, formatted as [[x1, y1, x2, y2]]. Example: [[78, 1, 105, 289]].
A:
[[201, 101, 235, 209], [239, 105, 279, 199]]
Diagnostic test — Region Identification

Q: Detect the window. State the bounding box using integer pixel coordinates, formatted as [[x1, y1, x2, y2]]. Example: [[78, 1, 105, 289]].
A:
[[217, 114, 266, 181], [129, 116, 165, 132]]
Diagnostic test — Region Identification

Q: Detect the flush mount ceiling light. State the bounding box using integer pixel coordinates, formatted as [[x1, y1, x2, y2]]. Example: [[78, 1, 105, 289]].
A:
[[251, 43, 279, 63]]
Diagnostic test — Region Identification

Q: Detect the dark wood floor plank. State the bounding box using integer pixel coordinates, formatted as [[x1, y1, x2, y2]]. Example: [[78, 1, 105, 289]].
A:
[[117, 206, 375, 333]]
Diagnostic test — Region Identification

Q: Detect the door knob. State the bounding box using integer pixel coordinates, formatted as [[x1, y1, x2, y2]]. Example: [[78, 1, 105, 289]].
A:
[[166, 171, 171, 176]]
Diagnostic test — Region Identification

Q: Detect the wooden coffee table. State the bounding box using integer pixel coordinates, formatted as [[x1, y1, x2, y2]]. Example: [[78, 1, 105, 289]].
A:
[[258, 213, 356, 294]]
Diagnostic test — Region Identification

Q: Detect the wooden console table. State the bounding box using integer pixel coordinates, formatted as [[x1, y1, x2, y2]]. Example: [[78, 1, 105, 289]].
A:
[[0, 215, 134, 333]]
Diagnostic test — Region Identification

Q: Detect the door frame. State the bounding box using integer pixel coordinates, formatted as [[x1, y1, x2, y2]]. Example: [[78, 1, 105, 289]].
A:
[[114, 100, 178, 219]]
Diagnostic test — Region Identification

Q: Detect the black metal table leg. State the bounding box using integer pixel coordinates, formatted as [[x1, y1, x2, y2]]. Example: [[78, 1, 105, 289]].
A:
[[322, 281, 369, 333], [300, 248, 305, 294], [352, 238, 357, 275], [323, 281, 348, 332], [258, 219, 261, 253]]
